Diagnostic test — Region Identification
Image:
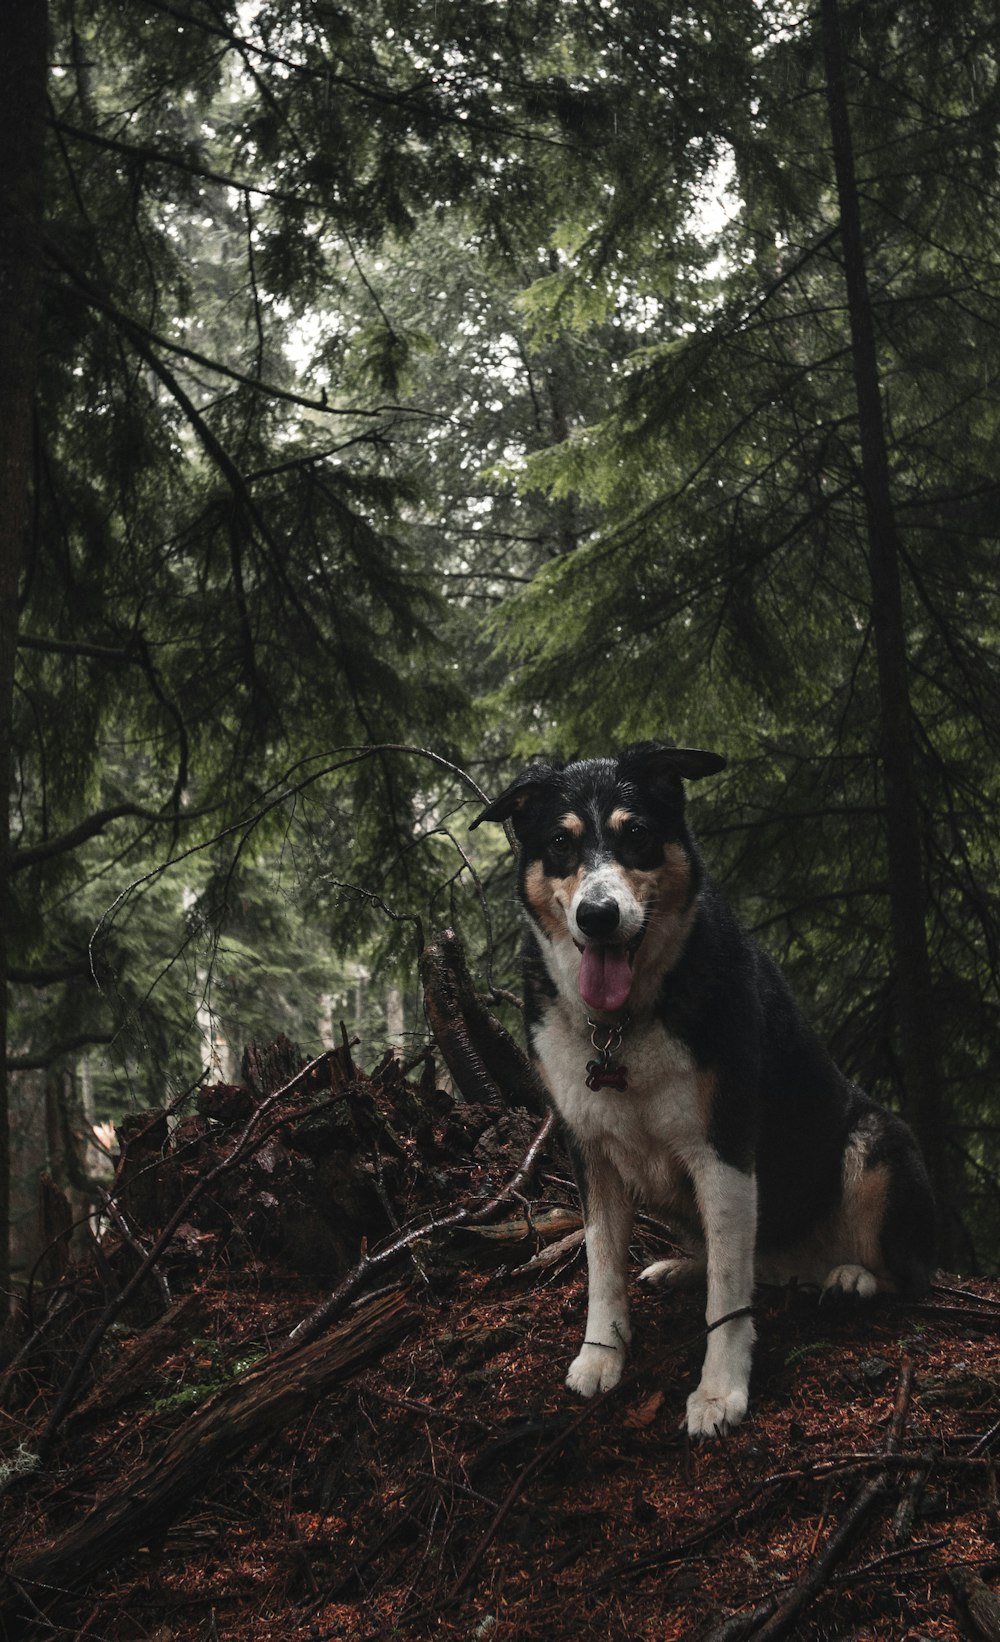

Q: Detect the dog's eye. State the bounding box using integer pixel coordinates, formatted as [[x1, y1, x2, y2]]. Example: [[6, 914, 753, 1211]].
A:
[[627, 821, 651, 844], [549, 829, 574, 855]]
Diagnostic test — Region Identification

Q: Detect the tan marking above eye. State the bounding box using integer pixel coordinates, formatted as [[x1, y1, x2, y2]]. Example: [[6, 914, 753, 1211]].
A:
[[608, 807, 635, 832], [556, 812, 585, 838]]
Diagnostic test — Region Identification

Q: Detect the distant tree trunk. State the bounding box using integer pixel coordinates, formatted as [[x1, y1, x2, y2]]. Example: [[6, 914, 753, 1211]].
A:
[[0, 1, 47, 1303], [819, 0, 957, 1261]]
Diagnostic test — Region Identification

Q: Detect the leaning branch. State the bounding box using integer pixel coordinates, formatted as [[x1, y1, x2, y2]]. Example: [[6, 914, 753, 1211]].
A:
[[8, 960, 90, 987], [17, 632, 134, 662], [89, 743, 501, 964], [12, 805, 167, 872], [46, 237, 451, 424], [11, 801, 213, 873]]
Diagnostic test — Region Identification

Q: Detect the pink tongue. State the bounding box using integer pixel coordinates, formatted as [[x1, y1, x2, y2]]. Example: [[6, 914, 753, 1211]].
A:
[[578, 944, 633, 1013]]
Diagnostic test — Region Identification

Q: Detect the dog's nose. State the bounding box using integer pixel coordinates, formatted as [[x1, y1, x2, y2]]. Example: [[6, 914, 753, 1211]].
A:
[[576, 897, 621, 939]]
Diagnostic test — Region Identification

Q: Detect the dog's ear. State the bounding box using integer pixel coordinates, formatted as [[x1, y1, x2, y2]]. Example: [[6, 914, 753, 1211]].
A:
[[659, 746, 727, 781], [469, 765, 556, 832], [620, 742, 727, 783]]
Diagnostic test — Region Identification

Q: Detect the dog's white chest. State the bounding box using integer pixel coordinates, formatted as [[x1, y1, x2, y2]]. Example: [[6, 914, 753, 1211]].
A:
[[533, 1006, 707, 1207]]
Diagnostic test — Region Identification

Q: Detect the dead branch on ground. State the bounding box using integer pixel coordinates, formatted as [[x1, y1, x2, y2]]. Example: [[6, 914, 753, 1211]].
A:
[[32, 1047, 348, 1463], [705, 1354, 916, 1641], [0, 1289, 416, 1639]]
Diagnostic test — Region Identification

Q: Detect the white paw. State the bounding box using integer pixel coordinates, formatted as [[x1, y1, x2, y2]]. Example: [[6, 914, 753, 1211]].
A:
[[686, 1380, 749, 1439], [822, 1263, 878, 1299], [566, 1343, 625, 1398], [639, 1256, 704, 1290]]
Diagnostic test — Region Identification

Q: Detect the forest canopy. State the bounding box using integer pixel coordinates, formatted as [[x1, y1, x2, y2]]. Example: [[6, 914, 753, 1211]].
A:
[[3, 0, 1000, 1282]]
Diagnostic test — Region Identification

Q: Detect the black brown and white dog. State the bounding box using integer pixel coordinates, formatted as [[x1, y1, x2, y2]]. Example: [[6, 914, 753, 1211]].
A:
[[471, 741, 934, 1438]]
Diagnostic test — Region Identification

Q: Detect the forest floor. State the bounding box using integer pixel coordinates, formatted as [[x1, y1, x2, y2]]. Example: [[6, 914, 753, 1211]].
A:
[[2, 1039, 1000, 1642]]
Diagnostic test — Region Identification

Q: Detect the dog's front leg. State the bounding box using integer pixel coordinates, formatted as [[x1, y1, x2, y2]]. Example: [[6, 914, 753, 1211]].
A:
[[687, 1151, 757, 1438], [566, 1151, 633, 1397]]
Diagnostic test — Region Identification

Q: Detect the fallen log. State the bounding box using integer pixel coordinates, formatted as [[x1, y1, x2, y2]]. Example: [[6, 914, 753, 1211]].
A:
[[2, 1288, 417, 1637]]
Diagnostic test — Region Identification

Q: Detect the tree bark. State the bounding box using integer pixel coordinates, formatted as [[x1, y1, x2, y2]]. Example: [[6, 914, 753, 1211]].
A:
[[0, 1, 48, 1304], [819, 0, 957, 1258], [419, 928, 548, 1112]]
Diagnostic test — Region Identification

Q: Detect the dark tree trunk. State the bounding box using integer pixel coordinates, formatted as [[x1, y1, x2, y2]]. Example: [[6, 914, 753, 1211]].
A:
[[819, 0, 957, 1260], [0, 1, 48, 1303]]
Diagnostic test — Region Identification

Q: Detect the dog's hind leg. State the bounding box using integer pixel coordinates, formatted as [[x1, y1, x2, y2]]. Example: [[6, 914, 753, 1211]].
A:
[[566, 1151, 634, 1398], [821, 1107, 934, 1300], [638, 1253, 706, 1290], [686, 1152, 757, 1439]]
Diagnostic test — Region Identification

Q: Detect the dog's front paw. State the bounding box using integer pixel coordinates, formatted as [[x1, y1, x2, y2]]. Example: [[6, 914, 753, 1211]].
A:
[[686, 1380, 749, 1439], [566, 1343, 625, 1398], [822, 1263, 878, 1299]]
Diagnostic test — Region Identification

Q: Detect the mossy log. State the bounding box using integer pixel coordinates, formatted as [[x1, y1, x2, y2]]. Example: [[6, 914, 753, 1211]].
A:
[[2, 1289, 416, 1636]]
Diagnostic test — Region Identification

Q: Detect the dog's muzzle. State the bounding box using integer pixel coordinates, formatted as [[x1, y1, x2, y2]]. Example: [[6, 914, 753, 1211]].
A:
[[575, 896, 635, 1015]]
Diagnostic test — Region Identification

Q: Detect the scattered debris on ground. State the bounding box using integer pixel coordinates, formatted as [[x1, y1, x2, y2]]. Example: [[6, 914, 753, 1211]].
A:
[[2, 944, 999, 1640]]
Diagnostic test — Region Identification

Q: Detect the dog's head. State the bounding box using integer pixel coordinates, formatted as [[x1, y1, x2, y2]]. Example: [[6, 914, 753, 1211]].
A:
[[471, 742, 725, 1014]]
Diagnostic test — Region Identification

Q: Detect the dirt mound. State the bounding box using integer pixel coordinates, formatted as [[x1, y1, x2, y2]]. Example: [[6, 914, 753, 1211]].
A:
[[2, 1005, 999, 1639]]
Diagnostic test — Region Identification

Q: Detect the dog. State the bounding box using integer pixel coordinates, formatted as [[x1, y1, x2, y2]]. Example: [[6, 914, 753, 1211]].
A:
[[470, 741, 934, 1437]]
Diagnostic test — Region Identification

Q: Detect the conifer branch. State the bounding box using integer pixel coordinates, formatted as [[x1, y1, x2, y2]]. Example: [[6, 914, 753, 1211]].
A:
[[45, 238, 450, 423], [11, 804, 201, 873]]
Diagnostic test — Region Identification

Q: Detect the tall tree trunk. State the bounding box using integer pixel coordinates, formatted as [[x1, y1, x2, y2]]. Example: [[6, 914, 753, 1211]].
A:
[[819, 0, 957, 1261], [0, 1, 48, 1304]]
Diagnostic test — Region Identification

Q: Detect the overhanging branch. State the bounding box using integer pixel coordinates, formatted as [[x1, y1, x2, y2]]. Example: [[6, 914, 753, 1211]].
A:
[[8, 1033, 114, 1072], [12, 801, 214, 873]]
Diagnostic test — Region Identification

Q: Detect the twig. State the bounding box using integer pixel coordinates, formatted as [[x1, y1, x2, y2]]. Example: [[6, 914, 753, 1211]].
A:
[[893, 1446, 935, 1544], [88, 745, 490, 967], [19, 1088, 206, 1331], [931, 1281, 1000, 1311], [970, 1419, 1000, 1458], [833, 1533, 950, 1586], [320, 876, 424, 956], [101, 1198, 172, 1309], [908, 1303, 1000, 1330], [594, 1459, 783, 1592], [0, 1292, 71, 1407], [449, 1303, 757, 1605]]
